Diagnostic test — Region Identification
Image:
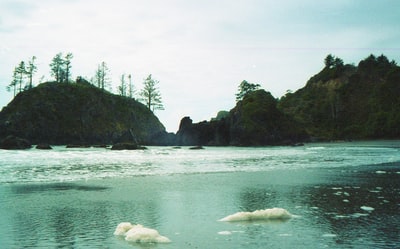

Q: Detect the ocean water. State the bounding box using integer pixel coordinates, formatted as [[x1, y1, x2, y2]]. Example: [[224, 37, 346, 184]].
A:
[[0, 141, 399, 248]]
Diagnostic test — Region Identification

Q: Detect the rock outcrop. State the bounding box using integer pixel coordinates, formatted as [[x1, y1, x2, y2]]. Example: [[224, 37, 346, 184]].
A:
[[176, 90, 307, 146], [0, 135, 32, 150]]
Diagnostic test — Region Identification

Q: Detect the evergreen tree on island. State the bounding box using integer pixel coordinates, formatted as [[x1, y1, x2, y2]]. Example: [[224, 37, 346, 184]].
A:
[[139, 74, 164, 112]]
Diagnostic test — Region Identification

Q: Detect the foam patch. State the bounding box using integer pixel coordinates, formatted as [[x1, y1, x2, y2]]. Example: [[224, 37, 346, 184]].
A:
[[114, 222, 171, 243], [219, 208, 293, 222]]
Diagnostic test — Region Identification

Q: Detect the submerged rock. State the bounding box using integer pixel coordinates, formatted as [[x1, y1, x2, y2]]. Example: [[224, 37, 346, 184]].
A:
[[111, 143, 147, 150], [36, 143, 52, 150], [66, 144, 91, 148], [189, 145, 204, 150]]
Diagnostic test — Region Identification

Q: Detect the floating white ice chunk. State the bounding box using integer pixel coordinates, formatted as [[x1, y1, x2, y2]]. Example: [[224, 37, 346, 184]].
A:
[[114, 222, 171, 243], [219, 208, 292, 222], [360, 206, 375, 212]]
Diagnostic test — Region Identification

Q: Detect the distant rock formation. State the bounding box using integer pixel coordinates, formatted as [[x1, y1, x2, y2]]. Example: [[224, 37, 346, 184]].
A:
[[176, 90, 307, 146]]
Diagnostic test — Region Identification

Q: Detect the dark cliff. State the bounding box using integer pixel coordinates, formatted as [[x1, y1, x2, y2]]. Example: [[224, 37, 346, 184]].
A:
[[0, 81, 169, 145]]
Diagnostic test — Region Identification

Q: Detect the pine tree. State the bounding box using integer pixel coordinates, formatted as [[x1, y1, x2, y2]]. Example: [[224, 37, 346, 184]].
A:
[[7, 70, 18, 97], [139, 74, 164, 111], [26, 56, 37, 89], [15, 61, 26, 93], [118, 74, 127, 96], [50, 53, 64, 82], [64, 53, 73, 83]]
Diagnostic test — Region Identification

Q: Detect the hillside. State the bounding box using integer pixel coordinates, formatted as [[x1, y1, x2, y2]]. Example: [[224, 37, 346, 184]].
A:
[[0, 81, 168, 145], [278, 54, 400, 140]]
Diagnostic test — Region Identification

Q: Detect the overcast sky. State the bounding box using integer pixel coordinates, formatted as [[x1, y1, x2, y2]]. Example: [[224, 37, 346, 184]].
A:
[[1, 0, 399, 132]]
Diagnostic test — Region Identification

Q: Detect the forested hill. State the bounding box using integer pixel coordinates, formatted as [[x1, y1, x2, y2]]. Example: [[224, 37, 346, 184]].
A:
[[278, 54, 400, 140], [0, 81, 169, 145]]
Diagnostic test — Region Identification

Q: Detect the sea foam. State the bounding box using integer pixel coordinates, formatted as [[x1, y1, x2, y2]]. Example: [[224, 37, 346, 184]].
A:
[[219, 208, 293, 222], [114, 222, 171, 243]]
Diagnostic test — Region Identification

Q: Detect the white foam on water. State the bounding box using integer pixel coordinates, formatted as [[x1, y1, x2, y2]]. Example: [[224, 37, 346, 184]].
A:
[[114, 222, 171, 243], [219, 208, 292, 222], [351, 212, 370, 218], [322, 233, 337, 238], [360, 206, 375, 212], [218, 231, 232, 235], [114, 222, 134, 236], [376, 170, 386, 174]]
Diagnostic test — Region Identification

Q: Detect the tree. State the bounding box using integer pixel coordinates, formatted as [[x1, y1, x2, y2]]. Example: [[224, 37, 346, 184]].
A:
[[26, 56, 37, 89], [93, 62, 111, 90], [15, 61, 26, 93], [324, 54, 335, 68], [235, 80, 260, 102], [64, 53, 73, 83], [50, 53, 64, 82], [139, 74, 164, 111], [118, 74, 127, 96], [7, 70, 18, 97], [128, 74, 135, 98], [334, 57, 344, 68], [49, 52, 73, 83]]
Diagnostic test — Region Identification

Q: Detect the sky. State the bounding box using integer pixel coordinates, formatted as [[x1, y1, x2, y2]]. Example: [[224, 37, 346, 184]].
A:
[[1, 0, 399, 132]]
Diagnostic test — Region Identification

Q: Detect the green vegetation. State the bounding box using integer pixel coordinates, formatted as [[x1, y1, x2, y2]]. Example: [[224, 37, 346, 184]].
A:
[[235, 80, 261, 102], [278, 54, 400, 140]]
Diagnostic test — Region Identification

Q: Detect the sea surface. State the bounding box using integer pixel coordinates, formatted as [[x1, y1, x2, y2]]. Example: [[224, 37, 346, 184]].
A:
[[0, 141, 399, 248]]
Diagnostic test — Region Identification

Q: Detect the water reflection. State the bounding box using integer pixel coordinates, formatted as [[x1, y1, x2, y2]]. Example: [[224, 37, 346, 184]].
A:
[[4, 182, 163, 249], [235, 167, 400, 248], [11, 183, 108, 194], [52, 207, 76, 248]]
